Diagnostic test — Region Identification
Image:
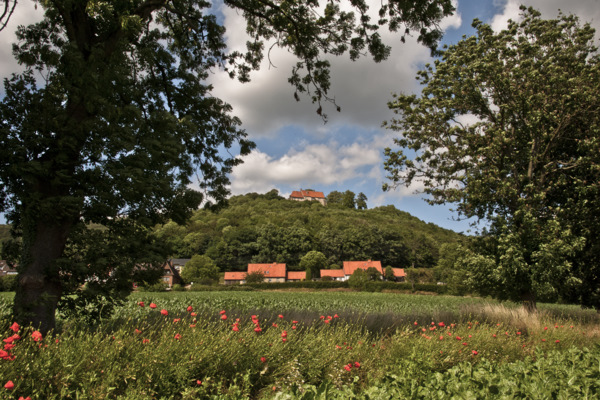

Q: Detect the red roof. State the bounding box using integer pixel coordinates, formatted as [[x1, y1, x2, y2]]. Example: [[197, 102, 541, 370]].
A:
[[343, 260, 383, 276], [247, 263, 287, 278], [286, 271, 306, 280], [290, 190, 325, 199], [392, 268, 406, 278], [320, 269, 345, 278], [224, 272, 247, 281]]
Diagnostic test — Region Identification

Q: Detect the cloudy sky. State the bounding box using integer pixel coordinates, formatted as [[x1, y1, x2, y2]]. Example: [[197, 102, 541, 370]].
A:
[[1, 0, 599, 233]]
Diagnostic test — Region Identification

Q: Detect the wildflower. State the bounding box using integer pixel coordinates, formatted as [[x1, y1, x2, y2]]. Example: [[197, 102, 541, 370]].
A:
[[149, 303, 157, 309], [541, 339, 546, 342], [292, 326, 297, 330], [438, 322, 445, 327], [142, 339, 150, 344], [260, 357, 267, 363], [334, 314, 339, 318], [455, 336, 461, 340], [254, 327, 262, 333], [19, 397, 31, 400], [472, 350, 478, 355], [191, 312, 197, 317], [544, 327, 548, 330], [344, 364, 352, 372], [138, 301, 144, 307], [272, 323, 278, 328], [282, 338, 287, 342], [160, 309, 168, 316], [190, 324, 196, 328], [174, 333, 181, 340], [232, 324, 239, 332], [336, 345, 342, 350], [4, 381, 14, 390], [278, 314, 284, 319], [555, 340, 560, 343], [220, 310, 226, 315], [0, 350, 9, 359], [197, 380, 202, 386], [324, 320, 330, 324], [354, 362, 361, 368], [173, 318, 181, 323], [320, 315, 325, 319], [414, 321, 418, 325], [327, 316, 332, 320], [281, 331, 288, 338], [221, 314, 227, 321], [10, 323, 19, 333], [292, 320, 298, 324], [187, 306, 193, 312], [492, 334, 497, 338], [4, 344, 15, 351], [30, 331, 43, 342], [462, 342, 468, 346], [517, 332, 521, 335], [439, 336, 444, 340]]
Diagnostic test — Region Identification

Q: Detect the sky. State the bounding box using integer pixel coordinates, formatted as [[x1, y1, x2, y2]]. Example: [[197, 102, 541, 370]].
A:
[[1, 0, 599, 233]]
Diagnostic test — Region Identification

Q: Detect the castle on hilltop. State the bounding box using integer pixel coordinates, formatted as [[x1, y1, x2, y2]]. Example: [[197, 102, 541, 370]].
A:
[[288, 189, 327, 206]]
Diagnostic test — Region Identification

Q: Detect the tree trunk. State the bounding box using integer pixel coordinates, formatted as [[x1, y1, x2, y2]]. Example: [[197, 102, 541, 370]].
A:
[[13, 219, 72, 334], [521, 290, 537, 314]]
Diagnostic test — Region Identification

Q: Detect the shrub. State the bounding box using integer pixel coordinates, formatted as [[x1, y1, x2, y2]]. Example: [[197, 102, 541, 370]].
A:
[[138, 281, 169, 292], [245, 271, 265, 284], [0, 275, 17, 291], [171, 284, 186, 292]]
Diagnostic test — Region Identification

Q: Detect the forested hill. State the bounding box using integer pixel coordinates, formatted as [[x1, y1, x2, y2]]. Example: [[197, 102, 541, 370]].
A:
[[153, 191, 464, 272]]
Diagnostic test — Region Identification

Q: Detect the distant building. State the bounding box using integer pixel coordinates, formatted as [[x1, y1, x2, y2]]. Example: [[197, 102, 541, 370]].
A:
[[161, 259, 186, 287], [0, 260, 17, 277], [224, 271, 247, 285], [289, 190, 327, 206], [320, 260, 395, 282], [286, 271, 306, 282], [247, 263, 287, 283]]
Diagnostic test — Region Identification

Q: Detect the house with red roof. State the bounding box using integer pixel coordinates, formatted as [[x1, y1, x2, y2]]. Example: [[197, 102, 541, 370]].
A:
[[289, 190, 327, 206], [224, 271, 247, 285], [247, 263, 287, 283], [320, 260, 385, 282], [391, 268, 406, 282], [286, 271, 306, 282]]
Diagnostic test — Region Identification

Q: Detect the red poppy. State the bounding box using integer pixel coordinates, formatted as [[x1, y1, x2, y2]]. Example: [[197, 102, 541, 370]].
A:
[[10, 323, 19, 333], [149, 303, 157, 309], [4, 343, 15, 351], [292, 326, 297, 330], [138, 301, 145, 307], [438, 322, 445, 327], [173, 318, 181, 323], [174, 333, 181, 340], [462, 342, 468, 346], [278, 314, 284, 319], [455, 336, 461, 340], [439, 336, 444, 340], [221, 314, 227, 320], [324, 320, 330, 324], [191, 312, 197, 317], [517, 332, 521, 335], [472, 350, 478, 355], [320, 315, 325, 319], [354, 362, 360, 368], [281, 331, 287, 338], [492, 334, 497, 338], [282, 338, 287, 342], [292, 320, 298, 324], [254, 327, 262, 333], [344, 364, 352, 372], [187, 306, 193, 312], [30, 331, 43, 342], [190, 324, 196, 328], [160, 309, 168, 316], [334, 314, 339, 318], [0, 350, 9, 359], [541, 339, 546, 342], [555, 340, 560, 343], [260, 357, 267, 363], [142, 339, 150, 344], [135, 329, 142, 335], [4, 381, 14, 390], [232, 325, 239, 332], [272, 323, 278, 327], [220, 310, 226, 315], [196, 380, 202, 386], [414, 321, 418, 325], [19, 397, 31, 400]]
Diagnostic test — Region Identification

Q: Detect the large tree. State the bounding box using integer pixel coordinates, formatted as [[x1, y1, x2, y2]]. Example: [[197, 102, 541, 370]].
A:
[[1, 0, 455, 332], [383, 7, 600, 310]]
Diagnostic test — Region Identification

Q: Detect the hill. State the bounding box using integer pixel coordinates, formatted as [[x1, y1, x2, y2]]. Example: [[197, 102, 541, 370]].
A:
[[153, 191, 464, 271]]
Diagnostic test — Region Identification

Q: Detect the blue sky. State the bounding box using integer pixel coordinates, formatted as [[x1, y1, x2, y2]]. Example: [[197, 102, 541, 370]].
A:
[[1, 0, 599, 233]]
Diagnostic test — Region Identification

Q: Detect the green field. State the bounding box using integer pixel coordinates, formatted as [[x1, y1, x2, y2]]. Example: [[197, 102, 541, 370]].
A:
[[0, 291, 598, 399]]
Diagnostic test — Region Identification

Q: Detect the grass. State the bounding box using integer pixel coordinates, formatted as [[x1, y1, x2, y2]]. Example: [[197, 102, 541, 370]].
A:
[[0, 291, 598, 399]]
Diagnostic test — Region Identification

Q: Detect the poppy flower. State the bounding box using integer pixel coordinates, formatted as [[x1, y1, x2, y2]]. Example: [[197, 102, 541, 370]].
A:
[[455, 336, 461, 340], [414, 321, 418, 325], [472, 350, 478, 355], [142, 339, 150, 344], [174, 333, 181, 340], [278, 314, 284, 319], [260, 357, 267, 363], [173, 318, 180, 323], [135, 329, 142, 335], [555, 340, 560, 343], [9, 323, 19, 333], [160, 309, 168, 316], [190, 324, 196, 328], [541, 339, 546, 342], [196, 380, 202, 386], [149, 303, 157, 309], [4, 343, 15, 351], [272, 323, 278, 328], [292, 326, 297, 330], [138, 301, 144, 307], [187, 306, 193, 312], [438, 322, 445, 327], [344, 364, 352, 372], [281, 331, 287, 338], [232, 325, 239, 332], [0, 350, 9, 359], [220, 310, 226, 315], [4, 381, 14, 390], [19, 397, 31, 400], [221, 314, 227, 320], [292, 320, 298, 324], [191, 312, 197, 317], [334, 314, 339, 318], [30, 331, 42, 342], [254, 327, 262, 333], [320, 315, 325, 319], [354, 362, 361, 368], [282, 338, 287, 342], [324, 320, 330, 324]]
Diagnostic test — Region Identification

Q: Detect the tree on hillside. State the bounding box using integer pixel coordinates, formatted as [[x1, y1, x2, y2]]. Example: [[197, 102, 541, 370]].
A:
[[0, 0, 455, 332], [384, 7, 600, 311], [341, 190, 357, 209], [356, 192, 368, 210], [299, 250, 327, 278], [181, 255, 219, 285], [326, 191, 344, 206]]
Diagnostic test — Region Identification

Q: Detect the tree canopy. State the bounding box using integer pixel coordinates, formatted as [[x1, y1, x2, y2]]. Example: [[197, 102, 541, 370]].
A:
[[0, 0, 455, 332], [383, 7, 600, 309]]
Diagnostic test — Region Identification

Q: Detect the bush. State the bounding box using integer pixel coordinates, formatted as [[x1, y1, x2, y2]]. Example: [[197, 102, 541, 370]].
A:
[[246, 281, 349, 290], [138, 281, 169, 292], [0, 275, 17, 292], [171, 284, 186, 292], [189, 284, 255, 292]]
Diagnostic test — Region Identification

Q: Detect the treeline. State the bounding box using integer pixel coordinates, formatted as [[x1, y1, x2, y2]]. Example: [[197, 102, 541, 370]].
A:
[[153, 190, 462, 271]]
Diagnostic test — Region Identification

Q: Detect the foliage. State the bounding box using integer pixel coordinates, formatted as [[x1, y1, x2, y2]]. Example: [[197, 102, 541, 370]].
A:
[[245, 271, 265, 284], [299, 251, 328, 278], [384, 266, 395, 281], [181, 255, 219, 285], [384, 7, 600, 309], [0, 275, 16, 292], [405, 268, 436, 284]]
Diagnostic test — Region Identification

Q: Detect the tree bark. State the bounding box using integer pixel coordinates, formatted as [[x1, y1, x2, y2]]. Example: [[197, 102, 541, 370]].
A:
[[13, 219, 72, 334]]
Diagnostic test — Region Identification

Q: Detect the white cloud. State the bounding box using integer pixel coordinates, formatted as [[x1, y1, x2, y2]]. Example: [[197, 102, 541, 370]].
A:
[[229, 135, 389, 195]]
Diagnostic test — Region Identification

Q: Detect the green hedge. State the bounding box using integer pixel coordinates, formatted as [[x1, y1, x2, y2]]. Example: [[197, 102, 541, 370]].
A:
[[246, 281, 350, 290], [0, 275, 17, 292]]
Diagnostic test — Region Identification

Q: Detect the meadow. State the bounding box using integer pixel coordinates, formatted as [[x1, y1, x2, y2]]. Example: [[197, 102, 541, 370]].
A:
[[0, 291, 599, 399]]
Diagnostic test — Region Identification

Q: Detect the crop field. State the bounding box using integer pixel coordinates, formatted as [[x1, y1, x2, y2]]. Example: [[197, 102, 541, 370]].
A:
[[0, 291, 599, 399]]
